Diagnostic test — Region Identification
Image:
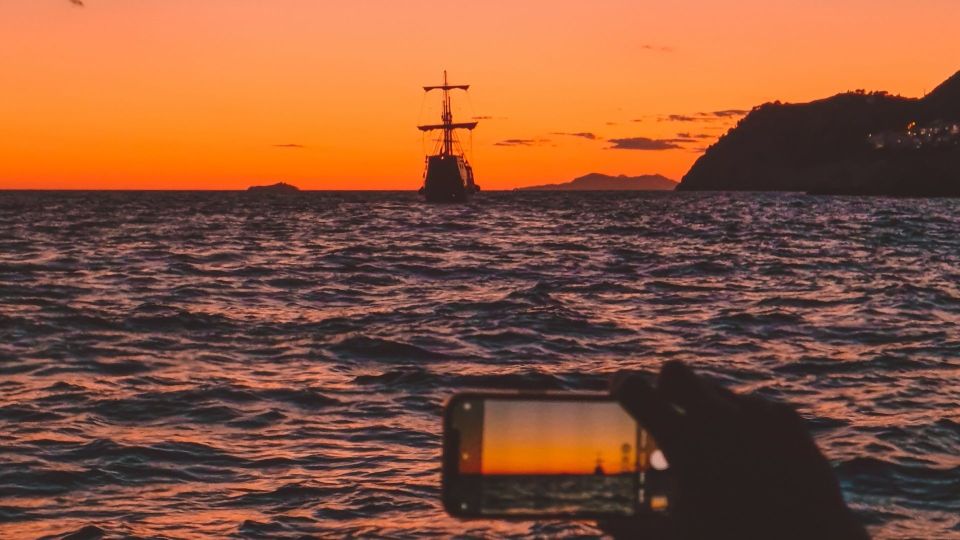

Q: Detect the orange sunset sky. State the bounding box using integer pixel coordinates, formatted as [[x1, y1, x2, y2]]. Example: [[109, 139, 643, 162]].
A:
[[481, 400, 637, 476], [1, 0, 958, 190]]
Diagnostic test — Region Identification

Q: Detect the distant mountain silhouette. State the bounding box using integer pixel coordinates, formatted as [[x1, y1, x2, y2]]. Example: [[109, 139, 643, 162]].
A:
[[677, 70, 960, 196], [519, 173, 677, 191], [247, 182, 300, 194]]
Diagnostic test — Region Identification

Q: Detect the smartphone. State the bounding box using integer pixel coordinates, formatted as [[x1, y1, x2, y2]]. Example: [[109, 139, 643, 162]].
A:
[[442, 391, 673, 519]]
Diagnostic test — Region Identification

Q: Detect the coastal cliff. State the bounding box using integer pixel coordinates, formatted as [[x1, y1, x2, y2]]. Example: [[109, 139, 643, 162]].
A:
[[247, 182, 300, 194], [677, 71, 960, 196], [520, 173, 677, 191]]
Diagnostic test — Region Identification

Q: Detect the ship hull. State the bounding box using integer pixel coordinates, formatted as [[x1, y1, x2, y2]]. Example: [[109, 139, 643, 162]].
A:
[[420, 155, 478, 203]]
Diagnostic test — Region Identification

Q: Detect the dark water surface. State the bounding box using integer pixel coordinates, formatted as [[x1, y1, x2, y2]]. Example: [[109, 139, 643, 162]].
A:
[[479, 475, 636, 516], [1, 191, 958, 539]]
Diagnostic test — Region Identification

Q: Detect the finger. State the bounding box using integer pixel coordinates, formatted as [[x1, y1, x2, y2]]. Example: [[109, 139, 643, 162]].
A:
[[657, 361, 738, 421], [612, 373, 686, 457], [739, 394, 818, 451]]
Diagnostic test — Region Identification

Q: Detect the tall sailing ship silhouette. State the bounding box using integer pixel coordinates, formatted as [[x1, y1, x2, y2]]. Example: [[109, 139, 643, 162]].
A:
[[418, 71, 480, 202]]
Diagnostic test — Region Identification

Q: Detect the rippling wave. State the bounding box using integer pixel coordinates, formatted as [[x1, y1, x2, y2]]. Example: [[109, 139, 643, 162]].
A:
[[0, 191, 958, 539]]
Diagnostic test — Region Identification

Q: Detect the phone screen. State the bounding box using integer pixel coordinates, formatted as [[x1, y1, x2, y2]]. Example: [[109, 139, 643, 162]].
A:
[[443, 394, 671, 518]]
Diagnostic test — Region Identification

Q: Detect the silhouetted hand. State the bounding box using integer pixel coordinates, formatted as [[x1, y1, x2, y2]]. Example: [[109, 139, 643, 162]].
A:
[[599, 361, 869, 540]]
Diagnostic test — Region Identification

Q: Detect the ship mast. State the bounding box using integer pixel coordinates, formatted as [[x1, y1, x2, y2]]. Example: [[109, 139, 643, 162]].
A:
[[418, 70, 477, 156], [441, 71, 453, 155]]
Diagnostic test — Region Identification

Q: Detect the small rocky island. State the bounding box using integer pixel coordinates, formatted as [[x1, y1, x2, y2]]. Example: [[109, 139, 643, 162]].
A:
[[246, 182, 301, 194], [677, 70, 960, 196], [520, 172, 677, 191]]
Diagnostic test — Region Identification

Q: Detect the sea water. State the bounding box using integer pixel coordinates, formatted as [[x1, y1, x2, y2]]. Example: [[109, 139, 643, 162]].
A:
[[0, 191, 957, 538]]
